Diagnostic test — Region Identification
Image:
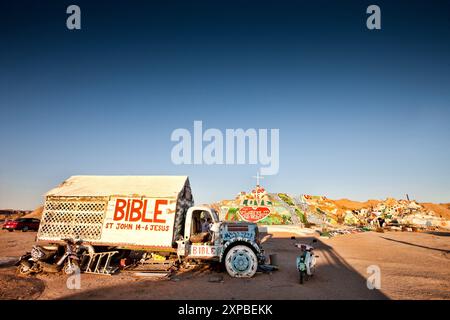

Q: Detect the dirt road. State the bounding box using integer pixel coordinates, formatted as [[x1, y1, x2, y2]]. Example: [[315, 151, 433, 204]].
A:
[[0, 229, 449, 300]]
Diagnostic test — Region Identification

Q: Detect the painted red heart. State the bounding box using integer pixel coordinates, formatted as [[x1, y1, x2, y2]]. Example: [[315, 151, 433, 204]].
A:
[[238, 206, 271, 222]]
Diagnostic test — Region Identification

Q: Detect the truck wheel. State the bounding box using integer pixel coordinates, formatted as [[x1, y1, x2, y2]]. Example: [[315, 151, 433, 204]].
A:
[[224, 245, 257, 278], [22, 226, 29, 232]]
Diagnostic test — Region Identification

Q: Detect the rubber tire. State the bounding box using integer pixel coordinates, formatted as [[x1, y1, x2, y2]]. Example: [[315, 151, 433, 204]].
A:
[[22, 226, 29, 232], [224, 245, 258, 278], [17, 261, 32, 275], [8, 229, 13, 232], [299, 270, 305, 284]]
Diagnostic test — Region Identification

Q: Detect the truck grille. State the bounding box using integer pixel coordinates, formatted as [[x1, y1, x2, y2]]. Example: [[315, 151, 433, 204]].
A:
[[227, 225, 249, 232]]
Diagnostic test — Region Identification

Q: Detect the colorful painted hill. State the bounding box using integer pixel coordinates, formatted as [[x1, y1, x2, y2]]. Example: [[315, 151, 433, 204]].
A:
[[211, 186, 303, 225], [212, 186, 450, 230]]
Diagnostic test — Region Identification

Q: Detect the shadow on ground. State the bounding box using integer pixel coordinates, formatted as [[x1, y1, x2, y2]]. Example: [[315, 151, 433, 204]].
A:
[[381, 236, 450, 253], [424, 231, 450, 237], [0, 273, 45, 299], [59, 235, 388, 300]]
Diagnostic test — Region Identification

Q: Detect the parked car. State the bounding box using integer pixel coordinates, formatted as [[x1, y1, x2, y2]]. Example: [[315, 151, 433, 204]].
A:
[[2, 218, 40, 232]]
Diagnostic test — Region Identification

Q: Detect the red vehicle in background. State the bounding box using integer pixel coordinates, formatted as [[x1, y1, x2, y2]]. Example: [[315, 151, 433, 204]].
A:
[[2, 218, 40, 232]]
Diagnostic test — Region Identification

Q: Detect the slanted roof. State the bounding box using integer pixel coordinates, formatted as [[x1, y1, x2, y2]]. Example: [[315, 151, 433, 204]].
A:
[[46, 175, 190, 198]]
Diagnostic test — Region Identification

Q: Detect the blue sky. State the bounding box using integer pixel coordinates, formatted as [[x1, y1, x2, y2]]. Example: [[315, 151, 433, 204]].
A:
[[1, 1, 449, 209]]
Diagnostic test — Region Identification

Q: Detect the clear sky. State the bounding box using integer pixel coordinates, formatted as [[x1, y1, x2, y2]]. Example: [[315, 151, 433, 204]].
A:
[[1, 0, 449, 209]]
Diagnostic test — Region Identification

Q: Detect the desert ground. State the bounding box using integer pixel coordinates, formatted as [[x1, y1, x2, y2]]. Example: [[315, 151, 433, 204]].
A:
[[0, 229, 449, 300]]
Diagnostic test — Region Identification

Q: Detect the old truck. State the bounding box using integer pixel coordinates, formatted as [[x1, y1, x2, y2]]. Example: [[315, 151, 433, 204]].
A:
[[33, 175, 265, 277]]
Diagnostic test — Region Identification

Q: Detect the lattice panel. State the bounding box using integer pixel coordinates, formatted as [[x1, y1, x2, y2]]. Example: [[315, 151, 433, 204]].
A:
[[38, 198, 107, 241]]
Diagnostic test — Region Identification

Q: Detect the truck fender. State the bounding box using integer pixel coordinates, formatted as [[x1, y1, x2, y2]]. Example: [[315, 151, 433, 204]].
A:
[[219, 237, 262, 263]]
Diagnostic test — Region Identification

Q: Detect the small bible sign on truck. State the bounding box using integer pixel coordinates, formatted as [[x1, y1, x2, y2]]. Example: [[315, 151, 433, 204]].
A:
[[35, 176, 265, 277]]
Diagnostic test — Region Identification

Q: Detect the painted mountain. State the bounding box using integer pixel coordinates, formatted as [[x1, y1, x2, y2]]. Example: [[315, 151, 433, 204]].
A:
[[211, 186, 306, 225], [211, 187, 450, 229]]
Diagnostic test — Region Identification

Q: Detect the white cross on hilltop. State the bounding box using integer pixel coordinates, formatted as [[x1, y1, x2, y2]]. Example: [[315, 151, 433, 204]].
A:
[[252, 171, 264, 187]]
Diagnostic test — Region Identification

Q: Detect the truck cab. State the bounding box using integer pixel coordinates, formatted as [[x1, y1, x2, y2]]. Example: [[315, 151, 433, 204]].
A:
[[177, 206, 265, 277]]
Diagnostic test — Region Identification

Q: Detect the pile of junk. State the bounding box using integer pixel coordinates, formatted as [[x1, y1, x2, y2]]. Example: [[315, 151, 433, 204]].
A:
[[16, 238, 174, 276]]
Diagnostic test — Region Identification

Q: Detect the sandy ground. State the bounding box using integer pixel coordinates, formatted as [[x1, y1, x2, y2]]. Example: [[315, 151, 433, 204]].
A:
[[0, 229, 449, 300]]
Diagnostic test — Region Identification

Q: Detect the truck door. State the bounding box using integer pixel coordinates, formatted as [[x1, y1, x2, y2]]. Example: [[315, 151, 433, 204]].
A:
[[185, 208, 220, 259]]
